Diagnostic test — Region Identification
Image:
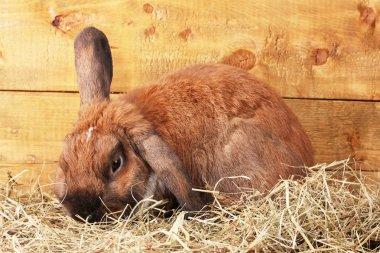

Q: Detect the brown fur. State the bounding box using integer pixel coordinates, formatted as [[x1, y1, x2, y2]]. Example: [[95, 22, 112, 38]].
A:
[[54, 27, 314, 222]]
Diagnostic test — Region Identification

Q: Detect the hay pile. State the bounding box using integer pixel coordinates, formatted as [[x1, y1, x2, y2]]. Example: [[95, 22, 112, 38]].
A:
[[1, 160, 379, 252]]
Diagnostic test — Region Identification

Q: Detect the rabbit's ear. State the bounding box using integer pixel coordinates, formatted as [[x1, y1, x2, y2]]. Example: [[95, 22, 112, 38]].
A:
[[74, 27, 113, 107], [136, 134, 206, 211]]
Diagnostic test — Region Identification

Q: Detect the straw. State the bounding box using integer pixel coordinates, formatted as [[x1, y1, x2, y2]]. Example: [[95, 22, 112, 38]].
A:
[[1, 160, 379, 252]]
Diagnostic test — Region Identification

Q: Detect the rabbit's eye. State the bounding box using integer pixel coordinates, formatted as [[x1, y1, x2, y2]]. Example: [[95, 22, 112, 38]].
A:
[[110, 155, 123, 173]]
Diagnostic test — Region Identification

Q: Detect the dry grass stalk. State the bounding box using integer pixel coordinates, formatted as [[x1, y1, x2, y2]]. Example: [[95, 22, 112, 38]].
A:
[[1, 160, 379, 252]]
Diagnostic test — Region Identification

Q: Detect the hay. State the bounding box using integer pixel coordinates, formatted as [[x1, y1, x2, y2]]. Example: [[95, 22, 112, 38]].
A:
[[1, 160, 379, 252]]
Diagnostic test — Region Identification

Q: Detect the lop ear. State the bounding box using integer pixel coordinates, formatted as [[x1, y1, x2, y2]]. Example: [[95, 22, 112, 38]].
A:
[[74, 27, 113, 107], [136, 134, 206, 211]]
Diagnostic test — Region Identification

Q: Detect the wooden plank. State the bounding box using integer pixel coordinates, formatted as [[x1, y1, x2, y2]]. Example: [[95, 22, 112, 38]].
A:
[[0, 92, 78, 164], [0, 163, 56, 189], [287, 99, 380, 168], [1, 0, 380, 100], [0, 91, 379, 186]]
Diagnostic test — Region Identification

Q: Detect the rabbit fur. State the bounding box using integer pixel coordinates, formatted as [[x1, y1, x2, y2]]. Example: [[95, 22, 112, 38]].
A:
[[54, 27, 314, 222]]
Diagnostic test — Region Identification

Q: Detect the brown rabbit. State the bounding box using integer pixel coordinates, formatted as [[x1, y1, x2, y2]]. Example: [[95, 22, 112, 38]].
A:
[[54, 27, 314, 222]]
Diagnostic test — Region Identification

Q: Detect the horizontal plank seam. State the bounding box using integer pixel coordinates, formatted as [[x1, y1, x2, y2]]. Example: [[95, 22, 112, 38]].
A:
[[0, 89, 78, 94], [0, 89, 127, 95], [1, 89, 379, 103], [0, 162, 58, 166], [283, 97, 380, 103]]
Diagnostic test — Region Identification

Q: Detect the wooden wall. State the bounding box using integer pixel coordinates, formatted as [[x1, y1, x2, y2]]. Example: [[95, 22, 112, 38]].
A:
[[1, 0, 380, 185]]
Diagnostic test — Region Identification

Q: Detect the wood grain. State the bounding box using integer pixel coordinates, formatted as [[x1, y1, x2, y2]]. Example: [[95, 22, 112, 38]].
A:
[[1, 0, 379, 187], [0, 163, 57, 190], [288, 99, 380, 168], [0, 92, 379, 185], [1, 0, 380, 100], [0, 92, 78, 163]]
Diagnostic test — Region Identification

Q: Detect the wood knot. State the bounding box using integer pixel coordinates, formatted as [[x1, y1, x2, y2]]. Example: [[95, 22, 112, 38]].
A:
[[51, 15, 63, 27], [359, 6, 376, 28], [179, 28, 192, 41], [310, 48, 329, 66], [144, 26, 156, 37], [345, 129, 361, 151], [221, 49, 256, 71], [143, 3, 154, 13], [344, 128, 366, 162], [51, 12, 87, 32]]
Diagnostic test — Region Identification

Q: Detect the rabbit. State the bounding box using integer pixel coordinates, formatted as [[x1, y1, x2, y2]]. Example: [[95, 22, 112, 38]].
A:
[[54, 27, 314, 222]]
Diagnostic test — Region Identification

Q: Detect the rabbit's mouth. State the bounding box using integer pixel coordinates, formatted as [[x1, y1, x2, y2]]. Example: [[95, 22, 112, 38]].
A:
[[68, 203, 118, 223], [71, 211, 103, 223]]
